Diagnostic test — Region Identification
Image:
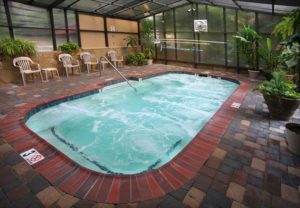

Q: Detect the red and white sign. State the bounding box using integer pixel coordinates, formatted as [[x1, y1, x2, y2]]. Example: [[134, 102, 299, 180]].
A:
[[20, 148, 45, 165]]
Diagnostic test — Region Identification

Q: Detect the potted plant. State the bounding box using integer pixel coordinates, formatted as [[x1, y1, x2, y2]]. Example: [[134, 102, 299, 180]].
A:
[[285, 123, 300, 156], [234, 25, 261, 79], [124, 36, 138, 53], [258, 38, 281, 80], [126, 52, 146, 66], [255, 70, 300, 120], [0, 38, 36, 83], [141, 20, 154, 65], [58, 41, 79, 56]]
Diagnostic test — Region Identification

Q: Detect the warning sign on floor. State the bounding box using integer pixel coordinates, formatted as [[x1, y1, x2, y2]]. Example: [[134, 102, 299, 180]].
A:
[[20, 148, 45, 165]]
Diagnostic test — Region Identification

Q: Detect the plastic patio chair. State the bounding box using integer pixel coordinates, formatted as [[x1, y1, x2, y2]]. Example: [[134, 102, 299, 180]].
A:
[[13, 57, 43, 86], [107, 50, 124, 67], [80, 52, 100, 74], [58, 53, 81, 78]]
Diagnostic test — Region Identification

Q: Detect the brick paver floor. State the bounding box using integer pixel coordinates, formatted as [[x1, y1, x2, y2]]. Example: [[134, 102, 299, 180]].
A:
[[0, 64, 299, 208]]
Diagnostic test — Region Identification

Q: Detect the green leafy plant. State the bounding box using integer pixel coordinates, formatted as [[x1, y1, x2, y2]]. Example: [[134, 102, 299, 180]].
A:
[[126, 52, 146, 66], [258, 37, 281, 74], [255, 70, 300, 99], [124, 36, 138, 52], [233, 25, 261, 71], [58, 41, 79, 55], [0, 38, 36, 59], [278, 42, 300, 74], [141, 19, 154, 60], [273, 7, 300, 41]]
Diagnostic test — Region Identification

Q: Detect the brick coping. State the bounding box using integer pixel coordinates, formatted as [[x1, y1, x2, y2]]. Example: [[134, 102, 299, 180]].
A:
[[0, 69, 251, 203]]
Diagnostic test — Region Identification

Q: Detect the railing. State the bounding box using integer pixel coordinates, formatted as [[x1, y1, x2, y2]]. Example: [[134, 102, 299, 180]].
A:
[[100, 56, 137, 93]]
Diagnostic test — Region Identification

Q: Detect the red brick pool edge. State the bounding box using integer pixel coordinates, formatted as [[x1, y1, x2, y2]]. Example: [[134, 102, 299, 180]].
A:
[[0, 69, 251, 203]]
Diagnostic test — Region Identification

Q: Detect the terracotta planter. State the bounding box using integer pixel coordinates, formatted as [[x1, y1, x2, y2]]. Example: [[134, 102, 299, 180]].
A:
[[285, 123, 300, 156], [285, 74, 295, 82], [248, 70, 259, 79], [263, 93, 300, 120], [147, 59, 153, 65]]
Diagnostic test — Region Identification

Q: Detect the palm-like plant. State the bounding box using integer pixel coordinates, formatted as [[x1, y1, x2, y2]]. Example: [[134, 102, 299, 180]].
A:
[[234, 25, 261, 70], [258, 38, 281, 76], [124, 36, 138, 52], [0, 38, 36, 59], [141, 20, 154, 60]]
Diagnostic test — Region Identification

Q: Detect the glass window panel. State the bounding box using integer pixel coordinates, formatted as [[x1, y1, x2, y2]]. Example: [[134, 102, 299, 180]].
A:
[[200, 32, 225, 65], [14, 28, 53, 51], [107, 18, 138, 33], [9, 1, 50, 28], [166, 32, 176, 60], [155, 13, 164, 39], [79, 14, 104, 31], [207, 6, 224, 32], [0, 27, 10, 40], [238, 10, 255, 29], [0, 1, 7, 26], [69, 30, 78, 44], [175, 4, 194, 32], [164, 10, 174, 32], [81, 32, 105, 49], [53, 9, 66, 29], [227, 33, 237, 67], [67, 11, 77, 30], [176, 32, 194, 62], [197, 4, 206, 19], [55, 29, 67, 47], [258, 13, 282, 34], [226, 8, 236, 33]]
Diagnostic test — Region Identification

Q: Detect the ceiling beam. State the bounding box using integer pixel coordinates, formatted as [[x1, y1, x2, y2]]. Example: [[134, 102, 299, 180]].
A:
[[106, 0, 146, 15], [48, 0, 67, 9], [232, 0, 242, 9]]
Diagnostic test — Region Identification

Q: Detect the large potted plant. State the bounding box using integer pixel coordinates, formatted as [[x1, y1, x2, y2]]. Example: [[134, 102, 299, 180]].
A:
[[285, 123, 300, 156], [58, 41, 79, 56], [0, 38, 36, 83], [258, 38, 280, 80], [141, 20, 154, 65], [234, 25, 261, 79], [124, 36, 138, 53], [255, 70, 300, 120]]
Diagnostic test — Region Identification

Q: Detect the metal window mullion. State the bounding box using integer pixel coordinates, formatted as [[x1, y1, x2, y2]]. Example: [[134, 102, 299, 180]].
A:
[[236, 9, 240, 73], [137, 20, 141, 46], [173, 8, 177, 61], [224, 8, 228, 67], [64, 9, 69, 41], [255, 12, 259, 70], [104, 17, 108, 47], [196, 3, 201, 64], [163, 12, 167, 65], [153, 15, 157, 59], [75, 11, 81, 47], [49, 8, 57, 50], [192, 3, 197, 68], [3, 0, 14, 38]]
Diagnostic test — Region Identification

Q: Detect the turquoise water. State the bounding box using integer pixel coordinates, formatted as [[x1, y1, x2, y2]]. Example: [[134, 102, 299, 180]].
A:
[[26, 74, 238, 174]]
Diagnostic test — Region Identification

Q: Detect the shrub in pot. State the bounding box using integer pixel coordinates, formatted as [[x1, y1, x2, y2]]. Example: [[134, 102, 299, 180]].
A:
[[58, 41, 79, 56], [258, 38, 280, 80], [124, 36, 138, 53], [126, 52, 146, 66], [0, 38, 36, 83], [141, 19, 154, 65], [255, 70, 300, 120], [234, 25, 261, 79]]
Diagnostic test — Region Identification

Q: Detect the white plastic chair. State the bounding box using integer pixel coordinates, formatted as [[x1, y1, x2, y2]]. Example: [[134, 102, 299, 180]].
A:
[[108, 50, 124, 67], [13, 57, 43, 86], [58, 53, 80, 78], [79, 52, 99, 74]]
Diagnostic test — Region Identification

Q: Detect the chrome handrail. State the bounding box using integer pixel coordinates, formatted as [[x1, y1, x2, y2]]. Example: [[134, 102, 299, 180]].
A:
[[100, 56, 137, 92]]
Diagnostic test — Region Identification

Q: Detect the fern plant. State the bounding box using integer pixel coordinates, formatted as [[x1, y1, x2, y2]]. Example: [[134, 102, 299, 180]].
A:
[[233, 25, 261, 71], [0, 38, 36, 59], [58, 41, 79, 55], [273, 7, 300, 41], [256, 70, 300, 99]]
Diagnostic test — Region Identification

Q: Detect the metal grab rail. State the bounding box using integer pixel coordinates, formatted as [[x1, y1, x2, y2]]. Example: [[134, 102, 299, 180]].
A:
[[100, 56, 137, 93]]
